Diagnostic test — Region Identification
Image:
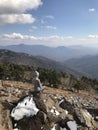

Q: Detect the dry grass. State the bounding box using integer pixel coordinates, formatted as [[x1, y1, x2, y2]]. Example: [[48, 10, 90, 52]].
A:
[[1, 80, 98, 99]]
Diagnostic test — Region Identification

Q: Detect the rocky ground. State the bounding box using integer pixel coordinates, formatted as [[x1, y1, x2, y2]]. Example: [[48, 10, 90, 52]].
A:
[[0, 80, 98, 130]]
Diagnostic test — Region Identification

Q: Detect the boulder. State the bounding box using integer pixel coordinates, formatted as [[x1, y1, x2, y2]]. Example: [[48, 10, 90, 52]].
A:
[[10, 93, 50, 130]]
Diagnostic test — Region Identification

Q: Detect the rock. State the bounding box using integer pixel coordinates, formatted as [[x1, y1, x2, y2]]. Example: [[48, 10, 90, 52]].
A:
[[74, 108, 87, 126], [33, 93, 47, 114], [59, 97, 74, 114], [81, 109, 92, 128], [74, 108, 98, 130], [10, 94, 50, 130], [0, 84, 3, 89], [0, 103, 13, 130], [0, 81, 98, 130], [0, 124, 7, 130]]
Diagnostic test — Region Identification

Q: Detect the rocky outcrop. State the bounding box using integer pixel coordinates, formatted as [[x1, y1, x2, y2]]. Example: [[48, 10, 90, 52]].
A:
[[0, 81, 98, 130]]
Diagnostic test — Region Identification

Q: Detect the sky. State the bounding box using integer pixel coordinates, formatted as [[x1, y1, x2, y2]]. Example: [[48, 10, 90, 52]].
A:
[[0, 0, 98, 47]]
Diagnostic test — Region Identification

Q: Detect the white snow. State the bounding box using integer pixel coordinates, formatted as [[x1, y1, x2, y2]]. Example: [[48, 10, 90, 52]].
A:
[[60, 128, 67, 130], [67, 121, 77, 130], [96, 116, 98, 119], [59, 99, 64, 105], [65, 110, 68, 114], [86, 110, 92, 118], [14, 123, 17, 127], [51, 121, 77, 130], [13, 128, 19, 130], [51, 124, 56, 130], [11, 96, 39, 121], [50, 107, 60, 116]]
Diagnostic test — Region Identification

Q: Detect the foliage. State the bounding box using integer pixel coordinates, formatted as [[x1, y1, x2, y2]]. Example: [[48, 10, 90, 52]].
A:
[[73, 80, 86, 91], [0, 63, 34, 81], [37, 68, 61, 88], [0, 63, 62, 88], [0, 62, 98, 92]]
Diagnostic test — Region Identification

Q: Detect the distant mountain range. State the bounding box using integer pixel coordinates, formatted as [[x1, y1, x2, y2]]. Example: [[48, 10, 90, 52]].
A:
[[0, 49, 84, 77], [0, 44, 98, 79], [0, 44, 98, 61], [64, 55, 98, 79]]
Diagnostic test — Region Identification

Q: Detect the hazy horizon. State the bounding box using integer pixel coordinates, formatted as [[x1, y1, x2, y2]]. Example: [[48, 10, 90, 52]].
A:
[[1, 43, 98, 49]]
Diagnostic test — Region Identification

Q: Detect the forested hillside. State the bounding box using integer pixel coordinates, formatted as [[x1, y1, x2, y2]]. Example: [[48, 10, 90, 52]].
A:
[[0, 62, 98, 93], [0, 49, 83, 77], [64, 55, 98, 79]]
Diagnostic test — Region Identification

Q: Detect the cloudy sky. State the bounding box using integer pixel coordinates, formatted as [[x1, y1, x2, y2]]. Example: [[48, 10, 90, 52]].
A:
[[0, 0, 98, 47]]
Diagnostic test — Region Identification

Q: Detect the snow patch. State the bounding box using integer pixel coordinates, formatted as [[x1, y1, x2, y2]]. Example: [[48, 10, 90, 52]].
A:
[[14, 123, 17, 127], [67, 121, 77, 130], [50, 106, 60, 116], [11, 96, 39, 121], [51, 124, 56, 130], [13, 128, 19, 130], [65, 110, 68, 115], [60, 127, 67, 130], [96, 116, 98, 119], [59, 98, 65, 105], [86, 110, 93, 118]]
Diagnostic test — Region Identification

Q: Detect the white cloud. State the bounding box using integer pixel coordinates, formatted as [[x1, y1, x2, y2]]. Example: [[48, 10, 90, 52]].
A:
[[46, 15, 55, 19], [66, 36, 73, 39], [2, 33, 37, 40], [0, 0, 42, 25], [88, 35, 98, 38], [0, 0, 42, 14], [2, 33, 25, 39], [88, 8, 95, 12], [41, 15, 55, 25], [0, 14, 35, 25], [0, 33, 74, 46], [31, 26, 38, 29], [29, 26, 38, 32], [1, 33, 98, 47], [45, 26, 57, 30], [41, 19, 45, 24], [1, 33, 60, 41]]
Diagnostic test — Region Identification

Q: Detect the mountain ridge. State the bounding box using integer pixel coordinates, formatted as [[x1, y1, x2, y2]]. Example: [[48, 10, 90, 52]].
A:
[[64, 54, 98, 79], [0, 49, 84, 77], [0, 44, 98, 61]]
